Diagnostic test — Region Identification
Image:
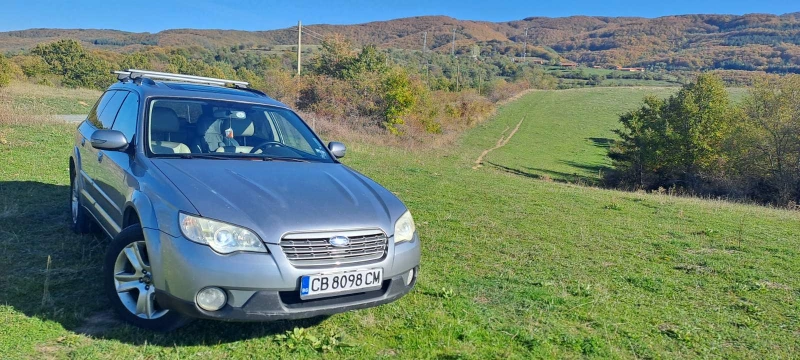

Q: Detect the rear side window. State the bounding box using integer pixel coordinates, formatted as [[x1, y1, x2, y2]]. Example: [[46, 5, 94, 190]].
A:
[[112, 93, 139, 142], [96, 91, 128, 129], [87, 90, 118, 128]]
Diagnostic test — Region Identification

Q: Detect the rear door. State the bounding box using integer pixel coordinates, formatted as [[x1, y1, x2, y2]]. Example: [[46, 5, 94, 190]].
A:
[[82, 90, 127, 234]]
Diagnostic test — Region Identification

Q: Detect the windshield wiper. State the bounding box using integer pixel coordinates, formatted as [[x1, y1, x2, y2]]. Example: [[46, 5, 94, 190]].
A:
[[260, 156, 310, 163], [156, 154, 236, 160], [157, 154, 311, 162]]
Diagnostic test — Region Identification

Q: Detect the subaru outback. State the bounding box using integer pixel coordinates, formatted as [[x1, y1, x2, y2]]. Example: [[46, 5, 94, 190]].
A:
[[69, 69, 420, 331]]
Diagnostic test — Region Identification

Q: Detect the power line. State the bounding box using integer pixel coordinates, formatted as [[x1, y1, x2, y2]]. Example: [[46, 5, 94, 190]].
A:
[[304, 32, 325, 42], [302, 28, 327, 39], [289, 27, 325, 41]]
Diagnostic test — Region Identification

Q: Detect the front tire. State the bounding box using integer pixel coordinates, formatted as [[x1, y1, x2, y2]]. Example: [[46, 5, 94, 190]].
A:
[[104, 224, 190, 331]]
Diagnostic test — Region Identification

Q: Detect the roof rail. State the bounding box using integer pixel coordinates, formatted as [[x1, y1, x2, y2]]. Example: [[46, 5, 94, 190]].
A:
[[113, 69, 249, 88]]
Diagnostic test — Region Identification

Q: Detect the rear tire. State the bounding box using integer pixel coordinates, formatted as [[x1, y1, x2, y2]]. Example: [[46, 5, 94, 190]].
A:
[[104, 224, 191, 331], [69, 169, 92, 234]]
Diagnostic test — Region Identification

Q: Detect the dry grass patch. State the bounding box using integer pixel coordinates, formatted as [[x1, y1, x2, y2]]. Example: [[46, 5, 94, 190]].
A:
[[0, 81, 100, 117]]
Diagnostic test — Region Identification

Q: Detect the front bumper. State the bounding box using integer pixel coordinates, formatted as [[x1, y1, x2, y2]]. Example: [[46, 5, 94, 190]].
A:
[[155, 271, 416, 321], [143, 227, 421, 321]]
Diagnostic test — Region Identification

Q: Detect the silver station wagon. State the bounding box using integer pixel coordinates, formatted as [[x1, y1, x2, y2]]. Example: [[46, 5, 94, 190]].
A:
[[69, 70, 420, 331]]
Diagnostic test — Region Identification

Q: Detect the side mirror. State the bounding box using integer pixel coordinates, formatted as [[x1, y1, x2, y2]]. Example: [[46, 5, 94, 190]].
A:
[[91, 130, 129, 151], [328, 141, 346, 159]]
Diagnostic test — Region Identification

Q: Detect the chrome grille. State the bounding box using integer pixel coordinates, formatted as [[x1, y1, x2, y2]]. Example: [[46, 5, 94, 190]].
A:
[[280, 229, 388, 267]]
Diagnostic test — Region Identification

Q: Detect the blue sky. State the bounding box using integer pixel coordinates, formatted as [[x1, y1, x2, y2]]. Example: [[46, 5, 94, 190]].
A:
[[1, 0, 797, 32]]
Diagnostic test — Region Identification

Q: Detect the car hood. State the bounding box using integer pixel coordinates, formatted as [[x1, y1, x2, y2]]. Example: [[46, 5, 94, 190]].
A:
[[151, 159, 406, 244]]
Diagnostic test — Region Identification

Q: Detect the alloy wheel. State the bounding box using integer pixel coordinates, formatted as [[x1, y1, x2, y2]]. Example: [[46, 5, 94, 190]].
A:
[[112, 241, 168, 319]]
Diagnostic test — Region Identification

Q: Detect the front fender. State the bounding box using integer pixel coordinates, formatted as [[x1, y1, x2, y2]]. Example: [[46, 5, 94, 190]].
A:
[[128, 191, 159, 230]]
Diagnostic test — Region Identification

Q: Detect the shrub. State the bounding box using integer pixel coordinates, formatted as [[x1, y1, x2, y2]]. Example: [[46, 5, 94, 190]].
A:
[[119, 52, 151, 70], [382, 69, 416, 134], [0, 54, 13, 87], [31, 39, 113, 89], [12, 55, 49, 78]]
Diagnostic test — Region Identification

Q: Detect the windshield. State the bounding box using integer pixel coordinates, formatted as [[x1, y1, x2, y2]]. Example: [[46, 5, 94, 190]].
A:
[[147, 98, 333, 163]]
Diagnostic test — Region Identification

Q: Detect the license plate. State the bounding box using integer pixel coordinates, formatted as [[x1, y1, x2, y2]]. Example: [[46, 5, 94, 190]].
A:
[[300, 268, 383, 299]]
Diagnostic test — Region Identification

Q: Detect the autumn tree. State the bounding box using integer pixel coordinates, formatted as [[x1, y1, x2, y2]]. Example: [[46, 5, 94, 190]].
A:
[[731, 75, 800, 203], [31, 39, 112, 88]]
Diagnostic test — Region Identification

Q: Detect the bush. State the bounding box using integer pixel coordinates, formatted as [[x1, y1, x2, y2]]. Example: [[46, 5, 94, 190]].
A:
[[119, 52, 151, 70], [382, 69, 416, 134], [12, 55, 49, 78], [31, 39, 113, 89], [0, 54, 13, 87]]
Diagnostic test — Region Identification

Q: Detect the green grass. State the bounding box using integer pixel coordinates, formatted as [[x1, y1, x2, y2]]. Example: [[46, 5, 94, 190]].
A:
[[545, 67, 682, 88], [479, 87, 750, 184], [0, 82, 100, 115], [1, 87, 799, 358]]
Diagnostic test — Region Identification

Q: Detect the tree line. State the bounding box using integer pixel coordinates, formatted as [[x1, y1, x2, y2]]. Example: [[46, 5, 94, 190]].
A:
[[609, 73, 800, 206], [0, 38, 558, 136]]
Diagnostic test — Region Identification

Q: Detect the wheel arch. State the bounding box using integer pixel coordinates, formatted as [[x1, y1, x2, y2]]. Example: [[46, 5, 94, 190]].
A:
[[126, 191, 158, 230]]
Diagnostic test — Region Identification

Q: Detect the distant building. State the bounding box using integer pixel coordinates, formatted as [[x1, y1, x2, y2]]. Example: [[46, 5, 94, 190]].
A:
[[558, 60, 578, 68], [528, 57, 547, 65], [616, 66, 646, 72], [512, 57, 547, 65]]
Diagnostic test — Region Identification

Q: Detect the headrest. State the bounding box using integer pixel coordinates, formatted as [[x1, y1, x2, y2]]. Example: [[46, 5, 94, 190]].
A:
[[151, 107, 180, 133], [196, 114, 219, 135], [227, 118, 254, 137]]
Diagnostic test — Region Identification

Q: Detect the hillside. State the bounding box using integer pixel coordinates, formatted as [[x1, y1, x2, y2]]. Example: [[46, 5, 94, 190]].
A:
[[2, 13, 800, 71]]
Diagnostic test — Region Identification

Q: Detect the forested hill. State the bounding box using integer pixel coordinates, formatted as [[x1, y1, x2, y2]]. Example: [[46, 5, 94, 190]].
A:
[[2, 13, 800, 72]]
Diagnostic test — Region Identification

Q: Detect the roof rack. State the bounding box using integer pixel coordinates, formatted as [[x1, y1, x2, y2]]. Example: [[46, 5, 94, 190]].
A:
[[112, 69, 249, 88]]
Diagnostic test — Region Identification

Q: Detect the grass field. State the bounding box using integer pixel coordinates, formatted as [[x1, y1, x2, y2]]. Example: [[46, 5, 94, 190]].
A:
[[0, 83, 100, 115], [1, 87, 798, 358], [477, 87, 749, 184]]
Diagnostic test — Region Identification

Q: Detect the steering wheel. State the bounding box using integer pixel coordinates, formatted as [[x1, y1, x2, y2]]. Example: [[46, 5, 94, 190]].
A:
[[250, 140, 285, 153]]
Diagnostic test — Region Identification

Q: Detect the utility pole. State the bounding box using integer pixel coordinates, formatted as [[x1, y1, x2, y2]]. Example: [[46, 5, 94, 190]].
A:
[[451, 28, 456, 56], [523, 27, 528, 60], [296, 20, 302, 75], [423, 31, 429, 84], [456, 61, 459, 91]]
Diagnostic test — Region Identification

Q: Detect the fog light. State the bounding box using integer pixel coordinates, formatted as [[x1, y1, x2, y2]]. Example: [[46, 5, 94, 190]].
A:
[[196, 287, 227, 311], [406, 268, 415, 286]]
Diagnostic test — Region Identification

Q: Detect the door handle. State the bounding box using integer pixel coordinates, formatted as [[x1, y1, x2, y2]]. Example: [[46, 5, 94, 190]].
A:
[[98, 152, 103, 162]]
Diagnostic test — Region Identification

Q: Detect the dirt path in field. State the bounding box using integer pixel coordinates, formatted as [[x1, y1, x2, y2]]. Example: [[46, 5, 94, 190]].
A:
[[472, 118, 524, 169]]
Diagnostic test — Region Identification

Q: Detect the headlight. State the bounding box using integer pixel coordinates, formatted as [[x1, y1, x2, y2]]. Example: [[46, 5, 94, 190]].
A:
[[179, 213, 267, 254], [394, 210, 416, 244]]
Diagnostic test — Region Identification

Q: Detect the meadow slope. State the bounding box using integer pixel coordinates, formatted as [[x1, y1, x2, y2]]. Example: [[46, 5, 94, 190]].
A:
[[0, 87, 798, 359]]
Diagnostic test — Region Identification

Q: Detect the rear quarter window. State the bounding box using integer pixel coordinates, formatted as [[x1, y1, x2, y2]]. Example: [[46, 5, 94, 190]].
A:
[[111, 93, 139, 141], [96, 91, 128, 129], [87, 90, 118, 128]]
